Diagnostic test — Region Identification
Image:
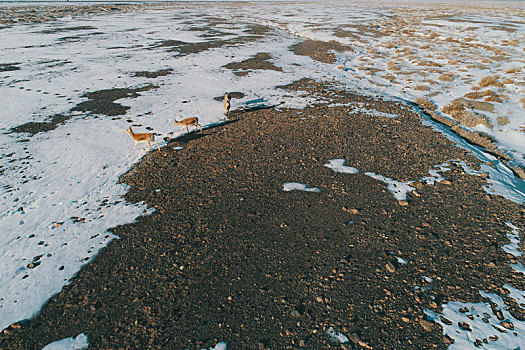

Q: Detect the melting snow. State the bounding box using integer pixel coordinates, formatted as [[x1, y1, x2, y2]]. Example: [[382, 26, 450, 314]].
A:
[[41, 334, 88, 350], [282, 182, 321, 193]]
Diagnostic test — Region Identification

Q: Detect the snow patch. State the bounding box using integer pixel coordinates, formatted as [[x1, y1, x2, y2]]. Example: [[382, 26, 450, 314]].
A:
[[282, 182, 321, 193], [42, 334, 88, 350]]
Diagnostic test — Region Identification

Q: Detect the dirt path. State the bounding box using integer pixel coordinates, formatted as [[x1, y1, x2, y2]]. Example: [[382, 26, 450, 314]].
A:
[[1, 80, 523, 349]]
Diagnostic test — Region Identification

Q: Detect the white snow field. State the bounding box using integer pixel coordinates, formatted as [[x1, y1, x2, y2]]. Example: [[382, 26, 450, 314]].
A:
[[0, 1, 524, 349]]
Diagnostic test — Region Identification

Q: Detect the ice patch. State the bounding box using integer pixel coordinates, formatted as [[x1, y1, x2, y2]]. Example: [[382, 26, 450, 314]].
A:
[[421, 163, 450, 185], [282, 182, 321, 193], [324, 159, 359, 174], [426, 293, 525, 350], [502, 222, 522, 258], [363, 172, 414, 201], [203, 342, 227, 350], [326, 327, 350, 344], [426, 221, 525, 348], [349, 105, 398, 119], [397, 257, 408, 265], [41, 334, 88, 350]]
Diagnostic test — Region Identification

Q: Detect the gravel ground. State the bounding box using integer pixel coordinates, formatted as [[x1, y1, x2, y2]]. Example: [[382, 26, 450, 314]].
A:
[[1, 78, 523, 350]]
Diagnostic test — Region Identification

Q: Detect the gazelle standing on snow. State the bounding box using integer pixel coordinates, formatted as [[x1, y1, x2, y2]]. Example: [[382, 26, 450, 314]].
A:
[[223, 92, 231, 117], [174, 116, 202, 133], [125, 126, 160, 151]]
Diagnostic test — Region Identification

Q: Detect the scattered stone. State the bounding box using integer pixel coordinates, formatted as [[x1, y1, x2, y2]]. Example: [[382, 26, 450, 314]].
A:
[[501, 321, 514, 330], [486, 262, 497, 268], [385, 262, 396, 273], [458, 321, 472, 331], [290, 309, 301, 317], [443, 334, 455, 345], [440, 316, 452, 325], [401, 317, 410, 323], [440, 179, 452, 185], [419, 319, 433, 331], [342, 207, 360, 214], [398, 200, 409, 206]]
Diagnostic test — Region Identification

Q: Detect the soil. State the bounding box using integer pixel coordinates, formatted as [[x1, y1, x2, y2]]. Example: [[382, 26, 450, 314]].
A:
[[1, 79, 524, 350]]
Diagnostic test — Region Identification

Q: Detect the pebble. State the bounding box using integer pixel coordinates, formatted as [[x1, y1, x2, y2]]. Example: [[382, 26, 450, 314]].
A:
[[342, 206, 359, 214], [398, 200, 409, 206], [458, 321, 472, 331], [501, 321, 514, 330], [443, 335, 454, 345], [419, 319, 433, 331], [440, 316, 452, 325], [385, 262, 396, 273], [440, 179, 452, 185]]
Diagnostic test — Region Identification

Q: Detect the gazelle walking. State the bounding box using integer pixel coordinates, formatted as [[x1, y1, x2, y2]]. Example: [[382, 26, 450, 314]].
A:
[[174, 116, 202, 133], [125, 126, 160, 151]]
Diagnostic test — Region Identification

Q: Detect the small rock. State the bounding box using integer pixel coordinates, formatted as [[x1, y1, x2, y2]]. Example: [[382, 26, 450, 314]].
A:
[[443, 334, 454, 345], [398, 200, 409, 206], [419, 319, 433, 331], [316, 296, 323, 303], [495, 309, 504, 320], [440, 316, 452, 325], [385, 262, 396, 273], [401, 317, 410, 323], [486, 262, 497, 268], [440, 179, 452, 185], [489, 335, 499, 341], [343, 207, 360, 214], [458, 321, 472, 331], [290, 310, 301, 317], [501, 321, 514, 330]]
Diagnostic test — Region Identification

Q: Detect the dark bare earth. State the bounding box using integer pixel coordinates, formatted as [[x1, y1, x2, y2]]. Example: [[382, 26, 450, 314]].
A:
[[1, 78, 524, 349]]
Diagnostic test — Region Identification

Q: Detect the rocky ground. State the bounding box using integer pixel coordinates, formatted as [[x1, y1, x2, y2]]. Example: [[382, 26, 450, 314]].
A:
[[1, 7, 524, 349], [1, 77, 524, 349]]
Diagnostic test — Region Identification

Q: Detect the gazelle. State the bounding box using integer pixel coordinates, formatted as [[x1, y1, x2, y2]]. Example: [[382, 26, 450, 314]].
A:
[[125, 126, 160, 151], [174, 116, 202, 133], [223, 92, 231, 117]]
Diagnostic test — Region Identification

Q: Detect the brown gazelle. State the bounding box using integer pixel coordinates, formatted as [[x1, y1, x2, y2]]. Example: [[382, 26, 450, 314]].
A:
[[174, 116, 202, 133], [223, 92, 231, 117], [125, 126, 160, 151]]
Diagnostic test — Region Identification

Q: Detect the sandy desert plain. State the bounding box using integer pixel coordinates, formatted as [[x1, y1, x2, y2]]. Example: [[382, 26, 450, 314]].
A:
[[0, 1, 525, 349]]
